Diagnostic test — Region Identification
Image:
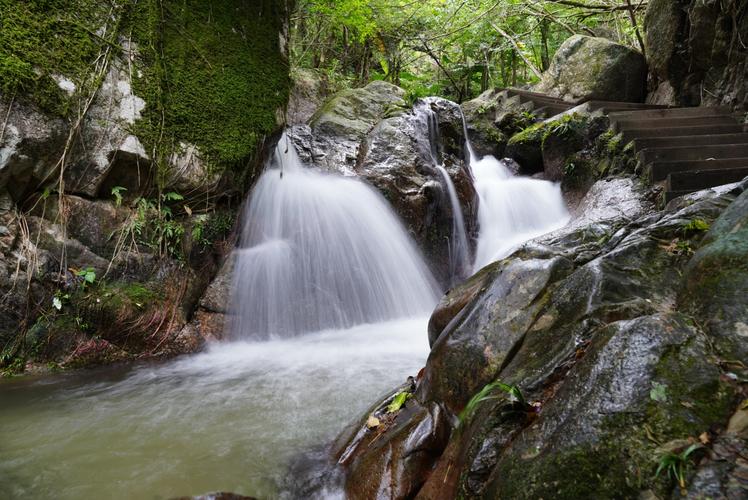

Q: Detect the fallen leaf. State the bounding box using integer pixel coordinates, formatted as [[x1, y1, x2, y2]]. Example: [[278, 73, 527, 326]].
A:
[[366, 416, 380, 429]]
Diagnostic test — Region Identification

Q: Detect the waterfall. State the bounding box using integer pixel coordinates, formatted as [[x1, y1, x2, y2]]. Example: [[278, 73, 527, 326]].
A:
[[229, 135, 440, 339], [415, 99, 471, 284], [460, 111, 570, 272]]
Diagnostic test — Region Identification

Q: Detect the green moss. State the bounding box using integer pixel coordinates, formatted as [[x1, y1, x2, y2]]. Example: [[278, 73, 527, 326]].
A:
[[127, 0, 290, 182], [507, 113, 588, 147], [0, 0, 111, 115]]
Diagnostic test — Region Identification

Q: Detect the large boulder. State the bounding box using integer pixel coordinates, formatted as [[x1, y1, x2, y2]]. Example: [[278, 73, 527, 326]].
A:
[[290, 81, 407, 173], [0, 96, 69, 205], [64, 39, 152, 199], [534, 35, 647, 103]]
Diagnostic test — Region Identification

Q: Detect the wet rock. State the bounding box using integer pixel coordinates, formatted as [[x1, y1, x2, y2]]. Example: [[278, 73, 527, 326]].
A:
[[356, 97, 477, 285], [419, 256, 573, 414], [482, 314, 732, 499], [334, 386, 451, 500], [534, 35, 647, 103], [680, 186, 748, 361]]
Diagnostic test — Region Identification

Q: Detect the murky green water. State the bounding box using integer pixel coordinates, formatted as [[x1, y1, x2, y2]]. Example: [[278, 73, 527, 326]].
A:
[[0, 317, 428, 499]]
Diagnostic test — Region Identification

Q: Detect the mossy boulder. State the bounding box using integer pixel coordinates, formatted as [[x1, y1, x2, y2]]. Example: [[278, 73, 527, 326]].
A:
[[534, 35, 647, 103], [461, 89, 537, 158], [505, 111, 607, 186]]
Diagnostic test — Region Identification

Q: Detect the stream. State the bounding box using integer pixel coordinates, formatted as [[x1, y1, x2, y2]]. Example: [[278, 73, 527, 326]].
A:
[[0, 105, 570, 499]]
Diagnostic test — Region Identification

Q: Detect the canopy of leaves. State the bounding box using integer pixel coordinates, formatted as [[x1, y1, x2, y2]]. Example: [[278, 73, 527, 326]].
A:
[[292, 0, 646, 102]]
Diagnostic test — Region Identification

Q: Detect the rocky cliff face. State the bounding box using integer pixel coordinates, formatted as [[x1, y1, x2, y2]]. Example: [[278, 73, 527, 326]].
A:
[[645, 0, 748, 110], [0, 0, 291, 373]]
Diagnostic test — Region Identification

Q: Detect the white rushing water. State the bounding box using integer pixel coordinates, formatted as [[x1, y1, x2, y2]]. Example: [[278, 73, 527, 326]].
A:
[[462, 117, 570, 271], [229, 136, 440, 339]]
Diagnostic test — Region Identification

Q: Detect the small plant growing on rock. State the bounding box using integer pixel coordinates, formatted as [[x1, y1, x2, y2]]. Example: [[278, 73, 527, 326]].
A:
[[458, 381, 530, 428], [655, 443, 703, 491]]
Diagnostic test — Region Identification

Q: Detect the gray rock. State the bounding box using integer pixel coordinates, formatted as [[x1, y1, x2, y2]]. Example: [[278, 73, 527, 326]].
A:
[[64, 39, 152, 198], [534, 35, 647, 103], [294, 81, 406, 173], [0, 96, 69, 203]]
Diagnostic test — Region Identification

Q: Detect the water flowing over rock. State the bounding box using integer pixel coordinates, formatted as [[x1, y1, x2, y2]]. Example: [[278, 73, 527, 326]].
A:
[[355, 97, 477, 286], [228, 136, 439, 339], [470, 154, 570, 271]]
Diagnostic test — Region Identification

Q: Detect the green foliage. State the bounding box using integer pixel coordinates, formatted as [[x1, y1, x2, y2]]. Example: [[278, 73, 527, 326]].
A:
[[191, 211, 235, 249], [293, 0, 643, 102], [682, 218, 710, 235], [111, 186, 127, 207], [655, 443, 703, 490], [127, 192, 187, 260], [459, 381, 527, 427], [650, 382, 669, 403], [386, 390, 412, 413], [75, 267, 97, 287]]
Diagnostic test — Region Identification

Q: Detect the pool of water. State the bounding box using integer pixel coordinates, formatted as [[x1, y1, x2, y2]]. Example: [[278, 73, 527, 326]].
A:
[[0, 317, 429, 499]]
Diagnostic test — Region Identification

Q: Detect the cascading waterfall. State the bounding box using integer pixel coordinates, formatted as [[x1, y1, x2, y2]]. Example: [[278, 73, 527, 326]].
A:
[[229, 135, 440, 339], [415, 100, 471, 283], [460, 110, 570, 272]]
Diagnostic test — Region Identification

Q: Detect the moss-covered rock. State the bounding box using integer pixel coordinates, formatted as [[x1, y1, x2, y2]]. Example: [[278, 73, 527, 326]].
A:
[[680, 186, 748, 361], [460, 89, 537, 158]]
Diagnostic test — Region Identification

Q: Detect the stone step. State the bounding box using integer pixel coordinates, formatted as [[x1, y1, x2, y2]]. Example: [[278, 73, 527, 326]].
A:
[[586, 100, 668, 112], [649, 157, 748, 181], [609, 106, 731, 120], [638, 144, 748, 163], [505, 88, 573, 103], [534, 104, 573, 117], [614, 115, 739, 132], [622, 124, 745, 141], [632, 133, 748, 151], [666, 167, 748, 196]]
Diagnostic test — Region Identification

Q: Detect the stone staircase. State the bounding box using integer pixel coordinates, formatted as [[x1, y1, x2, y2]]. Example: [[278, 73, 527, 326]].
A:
[[501, 88, 748, 201], [608, 107, 748, 201]]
